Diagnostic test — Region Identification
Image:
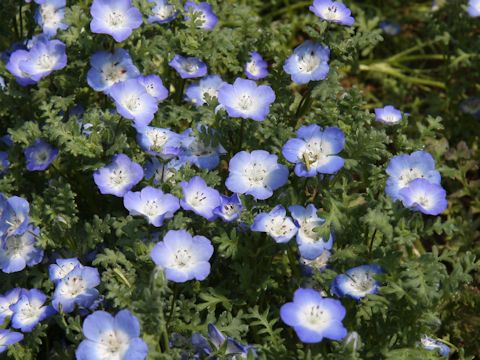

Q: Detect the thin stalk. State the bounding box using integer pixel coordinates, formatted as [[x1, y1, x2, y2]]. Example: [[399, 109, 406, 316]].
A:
[[18, 0, 24, 38], [175, 78, 185, 104], [368, 229, 377, 256], [238, 118, 246, 151], [286, 243, 300, 280], [166, 286, 179, 329]]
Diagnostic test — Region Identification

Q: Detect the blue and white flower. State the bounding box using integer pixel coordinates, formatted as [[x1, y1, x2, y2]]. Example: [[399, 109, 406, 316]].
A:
[[90, 0, 143, 42], [218, 78, 276, 121], [245, 52, 268, 80], [24, 139, 59, 171], [374, 105, 403, 125], [280, 288, 347, 343], [180, 176, 221, 221], [169, 54, 208, 79], [420, 335, 451, 357], [138, 74, 168, 102], [10, 289, 55, 332], [76, 309, 148, 360], [467, 0, 480, 17], [289, 204, 333, 260], [331, 265, 382, 300], [151, 229, 214, 283], [300, 250, 331, 276], [309, 0, 355, 26], [0, 226, 43, 273], [0, 330, 24, 354], [93, 154, 144, 197], [398, 178, 448, 216], [178, 128, 226, 170], [283, 41, 330, 84], [35, 0, 68, 37], [226, 150, 289, 200], [251, 205, 298, 243], [136, 126, 182, 159], [123, 186, 180, 227], [144, 158, 183, 185], [0, 196, 30, 239], [0, 288, 25, 323], [212, 194, 243, 222], [48, 257, 81, 284], [379, 21, 401, 36], [148, 0, 178, 24], [5, 49, 36, 86], [282, 125, 345, 177], [184, 1, 218, 30], [185, 75, 226, 106]]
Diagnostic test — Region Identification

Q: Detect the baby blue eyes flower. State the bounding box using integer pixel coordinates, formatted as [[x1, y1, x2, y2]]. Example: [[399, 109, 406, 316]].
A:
[[0, 152, 10, 175], [148, 0, 178, 24], [49, 257, 81, 283], [212, 194, 243, 222], [251, 205, 298, 243], [110, 78, 159, 127], [178, 129, 226, 170], [185, 74, 226, 106], [169, 54, 208, 79], [300, 250, 331, 276], [283, 41, 330, 84], [136, 126, 182, 159], [0, 330, 24, 354], [35, 0, 68, 37], [331, 264, 382, 300], [420, 336, 451, 357], [87, 49, 140, 93], [385, 150, 441, 201], [138, 74, 169, 102], [245, 52, 268, 80], [93, 153, 144, 197], [310, 0, 355, 26], [0, 226, 43, 273], [467, 0, 480, 17], [0, 288, 25, 323], [144, 158, 183, 184], [280, 288, 347, 343], [0, 195, 30, 239], [217, 78, 276, 121], [226, 150, 289, 200], [180, 176, 221, 221], [379, 21, 401, 36], [6, 49, 37, 86], [90, 0, 143, 42], [289, 204, 333, 260], [24, 139, 59, 171], [184, 1, 218, 30], [123, 186, 180, 226], [374, 105, 403, 125], [10, 289, 55, 332], [282, 125, 345, 177], [398, 178, 448, 215], [150, 229, 214, 283], [76, 309, 148, 360]]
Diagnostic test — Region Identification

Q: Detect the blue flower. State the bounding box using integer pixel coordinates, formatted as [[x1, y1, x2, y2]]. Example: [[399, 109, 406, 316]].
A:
[[280, 288, 347, 343], [0, 288, 25, 323], [184, 1, 218, 30], [93, 154, 144, 197], [283, 41, 330, 84], [24, 139, 59, 171], [300, 250, 331, 276], [87, 49, 140, 93], [169, 54, 208, 79], [226, 150, 288, 200], [467, 0, 480, 17], [0, 195, 30, 239], [138, 74, 169, 102], [398, 178, 448, 215], [76, 309, 148, 360], [0, 329, 24, 354], [180, 176, 221, 221], [420, 336, 451, 357], [90, 0, 143, 42], [331, 264, 382, 300], [178, 127, 226, 170], [5, 49, 36, 86], [123, 186, 180, 226], [18, 37, 67, 82], [385, 151, 441, 201], [218, 78, 276, 121], [136, 126, 182, 159], [245, 52, 268, 80], [212, 194, 243, 222], [309, 0, 355, 26], [374, 105, 403, 125], [35, 0, 68, 37], [251, 205, 298, 243], [148, 0, 178, 24], [10, 289, 55, 332], [185, 74, 226, 106], [0, 226, 43, 273], [282, 125, 345, 177], [379, 21, 401, 36], [150, 229, 214, 283], [0, 152, 10, 175], [48, 257, 81, 284], [0, 135, 13, 148], [289, 204, 333, 260], [144, 158, 183, 184], [459, 97, 480, 119]]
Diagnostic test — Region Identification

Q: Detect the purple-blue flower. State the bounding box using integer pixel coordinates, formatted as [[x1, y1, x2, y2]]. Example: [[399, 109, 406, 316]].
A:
[[148, 0, 178, 24], [35, 0, 68, 36], [245, 52, 268, 80], [251, 205, 298, 243], [282, 125, 345, 177], [398, 178, 448, 215], [212, 194, 243, 222], [123, 186, 180, 226], [289, 204, 333, 260], [76, 309, 148, 360], [421, 336, 451, 357], [185, 74, 226, 106], [93, 154, 144, 197], [379, 21, 401, 36], [0, 288, 25, 323], [300, 250, 331, 276], [309, 0, 355, 26], [331, 264, 382, 300], [169, 54, 207, 79], [24, 139, 59, 171], [5, 49, 36, 86], [110, 78, 158, 127], [144, 158, 183, 184], [178, 128, 226, 170], [151, 229, 214, 283], [226, 150, 288, 200], [10, 289, 55, 332], [280, 288, 347, 343], [184, 1, 218, 30], [138, 74, 168, 102], [180, 176, 221, 221], [90, 0, 143, 42], [48, 257, 81, 284], [87, 49, 140, 93], [283, 41, 330, 84], [0, 195, 30, 239], [0, 330, 24, 354], [0, 226, 43, 273], [136, 126, 182, 159], [218, 78, 276, 121], [0, 152, 10, 175], [467, 0, 480, 17], [374, 105, 403, 125]]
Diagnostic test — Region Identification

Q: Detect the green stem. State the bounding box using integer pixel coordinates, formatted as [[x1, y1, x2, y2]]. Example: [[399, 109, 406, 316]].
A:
[[286, 243, 300, 280], [175, 78, 186, 104], [166, 286, 178, 329], [368, 229, 377, 256], [18, 0, 23, 38], [293, 83, 315, 123]]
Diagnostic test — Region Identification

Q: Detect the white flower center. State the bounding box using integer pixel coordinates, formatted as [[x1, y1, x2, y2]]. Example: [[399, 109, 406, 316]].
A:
[[154, 5, 175, 20], [201, 87, 218, 101], [143, 200, 159, 216], [397, 168, 424, 188], [40, 4, 58, 24], [322, 6, 341, 21], [301, 304, 330, 330], [4, 235, 27, 256], [147, 130, 169, 152], [20, 302, 41, 321], [188, 191, 207, 207], [299, 219, 320, 243], [107, 11, 126, 28], [5, 215, 23, 236], [34, 150, 49, 164], [181, 60, 199, 74], [222, 203, 238, 217], [59, 275, 87, 298], [345, 271, 376, 295], [381, 114, 400, 123], [302, 139, 327, 167], [102, 62, 128, 84], [244, 162, 267, 186], [98, 330, 129, 359], [37, 54, 55, 70], [125, 95, 142, 112], [267, 216, 294, 237], [247, 61, 259, 76], [109, 168, 129, 188], [173, 248, 192, 268], [54, 263, 77, 280], [297, 51, 321, 73], [236, 94, 255, 111]]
